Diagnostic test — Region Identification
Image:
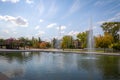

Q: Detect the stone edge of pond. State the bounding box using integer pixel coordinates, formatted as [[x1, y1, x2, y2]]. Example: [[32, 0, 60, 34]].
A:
[[0, 49, 120, 56]]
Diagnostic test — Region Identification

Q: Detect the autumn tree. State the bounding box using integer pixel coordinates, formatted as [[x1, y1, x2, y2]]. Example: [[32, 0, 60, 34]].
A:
[[77, 31, 87, 48], [39, 42, 47, 49], [95, 32, 113, 51]]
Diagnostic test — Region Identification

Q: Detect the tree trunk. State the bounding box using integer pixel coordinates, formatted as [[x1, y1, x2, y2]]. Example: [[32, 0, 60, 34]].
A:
[[104, 48, 105, 52]]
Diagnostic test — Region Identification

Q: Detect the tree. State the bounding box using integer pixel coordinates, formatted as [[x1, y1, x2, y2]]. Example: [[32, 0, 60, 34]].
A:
[[18, 37, 31, 49], [110, 42, 120, 51], [101, 22, 120, 43], [52, 38, 57, 48], [0, 39, 4, 48], [77, 31, 87, 48], [61, 35, 73, 49], [39, 42, 47, 49], [46, 42, 51, 48], [95, 32, 113, 51], [38, 37, 41, 43], [32, 37, 39, 48], [61, 43, 66, 50]]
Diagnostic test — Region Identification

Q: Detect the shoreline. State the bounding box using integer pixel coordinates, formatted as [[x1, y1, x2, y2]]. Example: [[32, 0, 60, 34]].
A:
[[0, 49, 120, 56]]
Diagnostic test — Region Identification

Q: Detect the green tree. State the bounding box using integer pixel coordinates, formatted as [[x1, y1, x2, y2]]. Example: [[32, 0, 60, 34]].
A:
[[32, 37, 39, 48], [0, 38, 4, 48], [61, 35, 73, 49], [77, 31, 87, 48], [110, 42, 120, 51], [101, 22, 120, 42], [38, 37, 41, 43], [18, 37, 31, 49], [46, 42, 51, 48], [52, 38, 57, 48]]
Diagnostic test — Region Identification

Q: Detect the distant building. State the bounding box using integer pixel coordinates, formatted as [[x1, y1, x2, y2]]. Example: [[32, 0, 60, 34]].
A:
[[0, 38, 20, 49], [5, 38, 20, 49], [73, 39, 81, 49]]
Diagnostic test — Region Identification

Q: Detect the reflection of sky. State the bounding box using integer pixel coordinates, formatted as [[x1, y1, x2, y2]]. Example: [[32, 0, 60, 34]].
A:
[[0, 52, 120, 80], [0, 56, 25, 78], [30, 53, 79, 71], [26, 52, 102, 79]]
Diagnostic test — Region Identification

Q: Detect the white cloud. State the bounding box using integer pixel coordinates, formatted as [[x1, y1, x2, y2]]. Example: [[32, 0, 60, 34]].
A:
[[13, 31, 17, 34], [56, 26, 66, 30], [97, 21, 106, 25], [47, 24, 66, 32], [61, 26, 66, 30], [46, 23, 57, 28], [0, 0, 19, 3], [107, 15, 120, 21], [61, 31, 65, 34], [13, 17, 28, 27], [44, 38, 51, 42], [1, 0, 34, 4], [35, 25, 40, 30], [56, 27, 59, 30], [3, 30, 9, 34], [68, 31, 79, 36], [39, 19, 44, 22], [0, 15, 28, 27], [35, 31, 45, 36], [93, 26, 97, 29], [26, 0, 33, 4]]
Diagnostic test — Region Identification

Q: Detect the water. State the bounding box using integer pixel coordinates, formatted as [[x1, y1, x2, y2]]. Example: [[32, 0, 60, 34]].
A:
[[86, 19, 95, 64], [0, 52, 120, 80], [87, 19, 94, 53]]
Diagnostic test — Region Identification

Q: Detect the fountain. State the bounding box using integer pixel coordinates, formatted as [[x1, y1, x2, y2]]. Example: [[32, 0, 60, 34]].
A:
[[86, 18, 96, 60], [88, 18, 94, 53], [86, 19, 99, 80]]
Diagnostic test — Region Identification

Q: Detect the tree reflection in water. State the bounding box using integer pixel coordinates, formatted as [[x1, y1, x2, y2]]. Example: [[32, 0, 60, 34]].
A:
[[0, 52, 42, 64], [97, 55, 120, 79]]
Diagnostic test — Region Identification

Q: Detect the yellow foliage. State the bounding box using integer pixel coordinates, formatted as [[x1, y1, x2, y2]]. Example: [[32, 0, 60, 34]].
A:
[[95, 33, 113, 48], [39, 42, 47, 49]]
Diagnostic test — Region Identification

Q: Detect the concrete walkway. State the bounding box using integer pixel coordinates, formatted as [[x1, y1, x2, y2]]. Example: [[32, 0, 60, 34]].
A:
[[0, 72, 9, 80], [0, 49, 120, 56]]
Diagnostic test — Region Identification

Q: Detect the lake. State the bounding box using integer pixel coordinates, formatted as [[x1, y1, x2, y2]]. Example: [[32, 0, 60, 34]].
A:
[[0, 52, 120, 80]]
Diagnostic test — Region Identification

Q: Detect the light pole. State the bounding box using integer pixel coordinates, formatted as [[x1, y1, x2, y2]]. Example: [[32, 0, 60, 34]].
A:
[[58, 25, 61, 49]]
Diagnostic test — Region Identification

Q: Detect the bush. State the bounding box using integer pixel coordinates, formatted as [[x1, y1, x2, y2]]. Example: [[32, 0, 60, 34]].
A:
[[111, 42, 120, 51]]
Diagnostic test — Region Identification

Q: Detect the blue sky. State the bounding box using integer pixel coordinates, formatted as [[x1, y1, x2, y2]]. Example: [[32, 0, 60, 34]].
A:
[[0, 0, 120, 41]]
